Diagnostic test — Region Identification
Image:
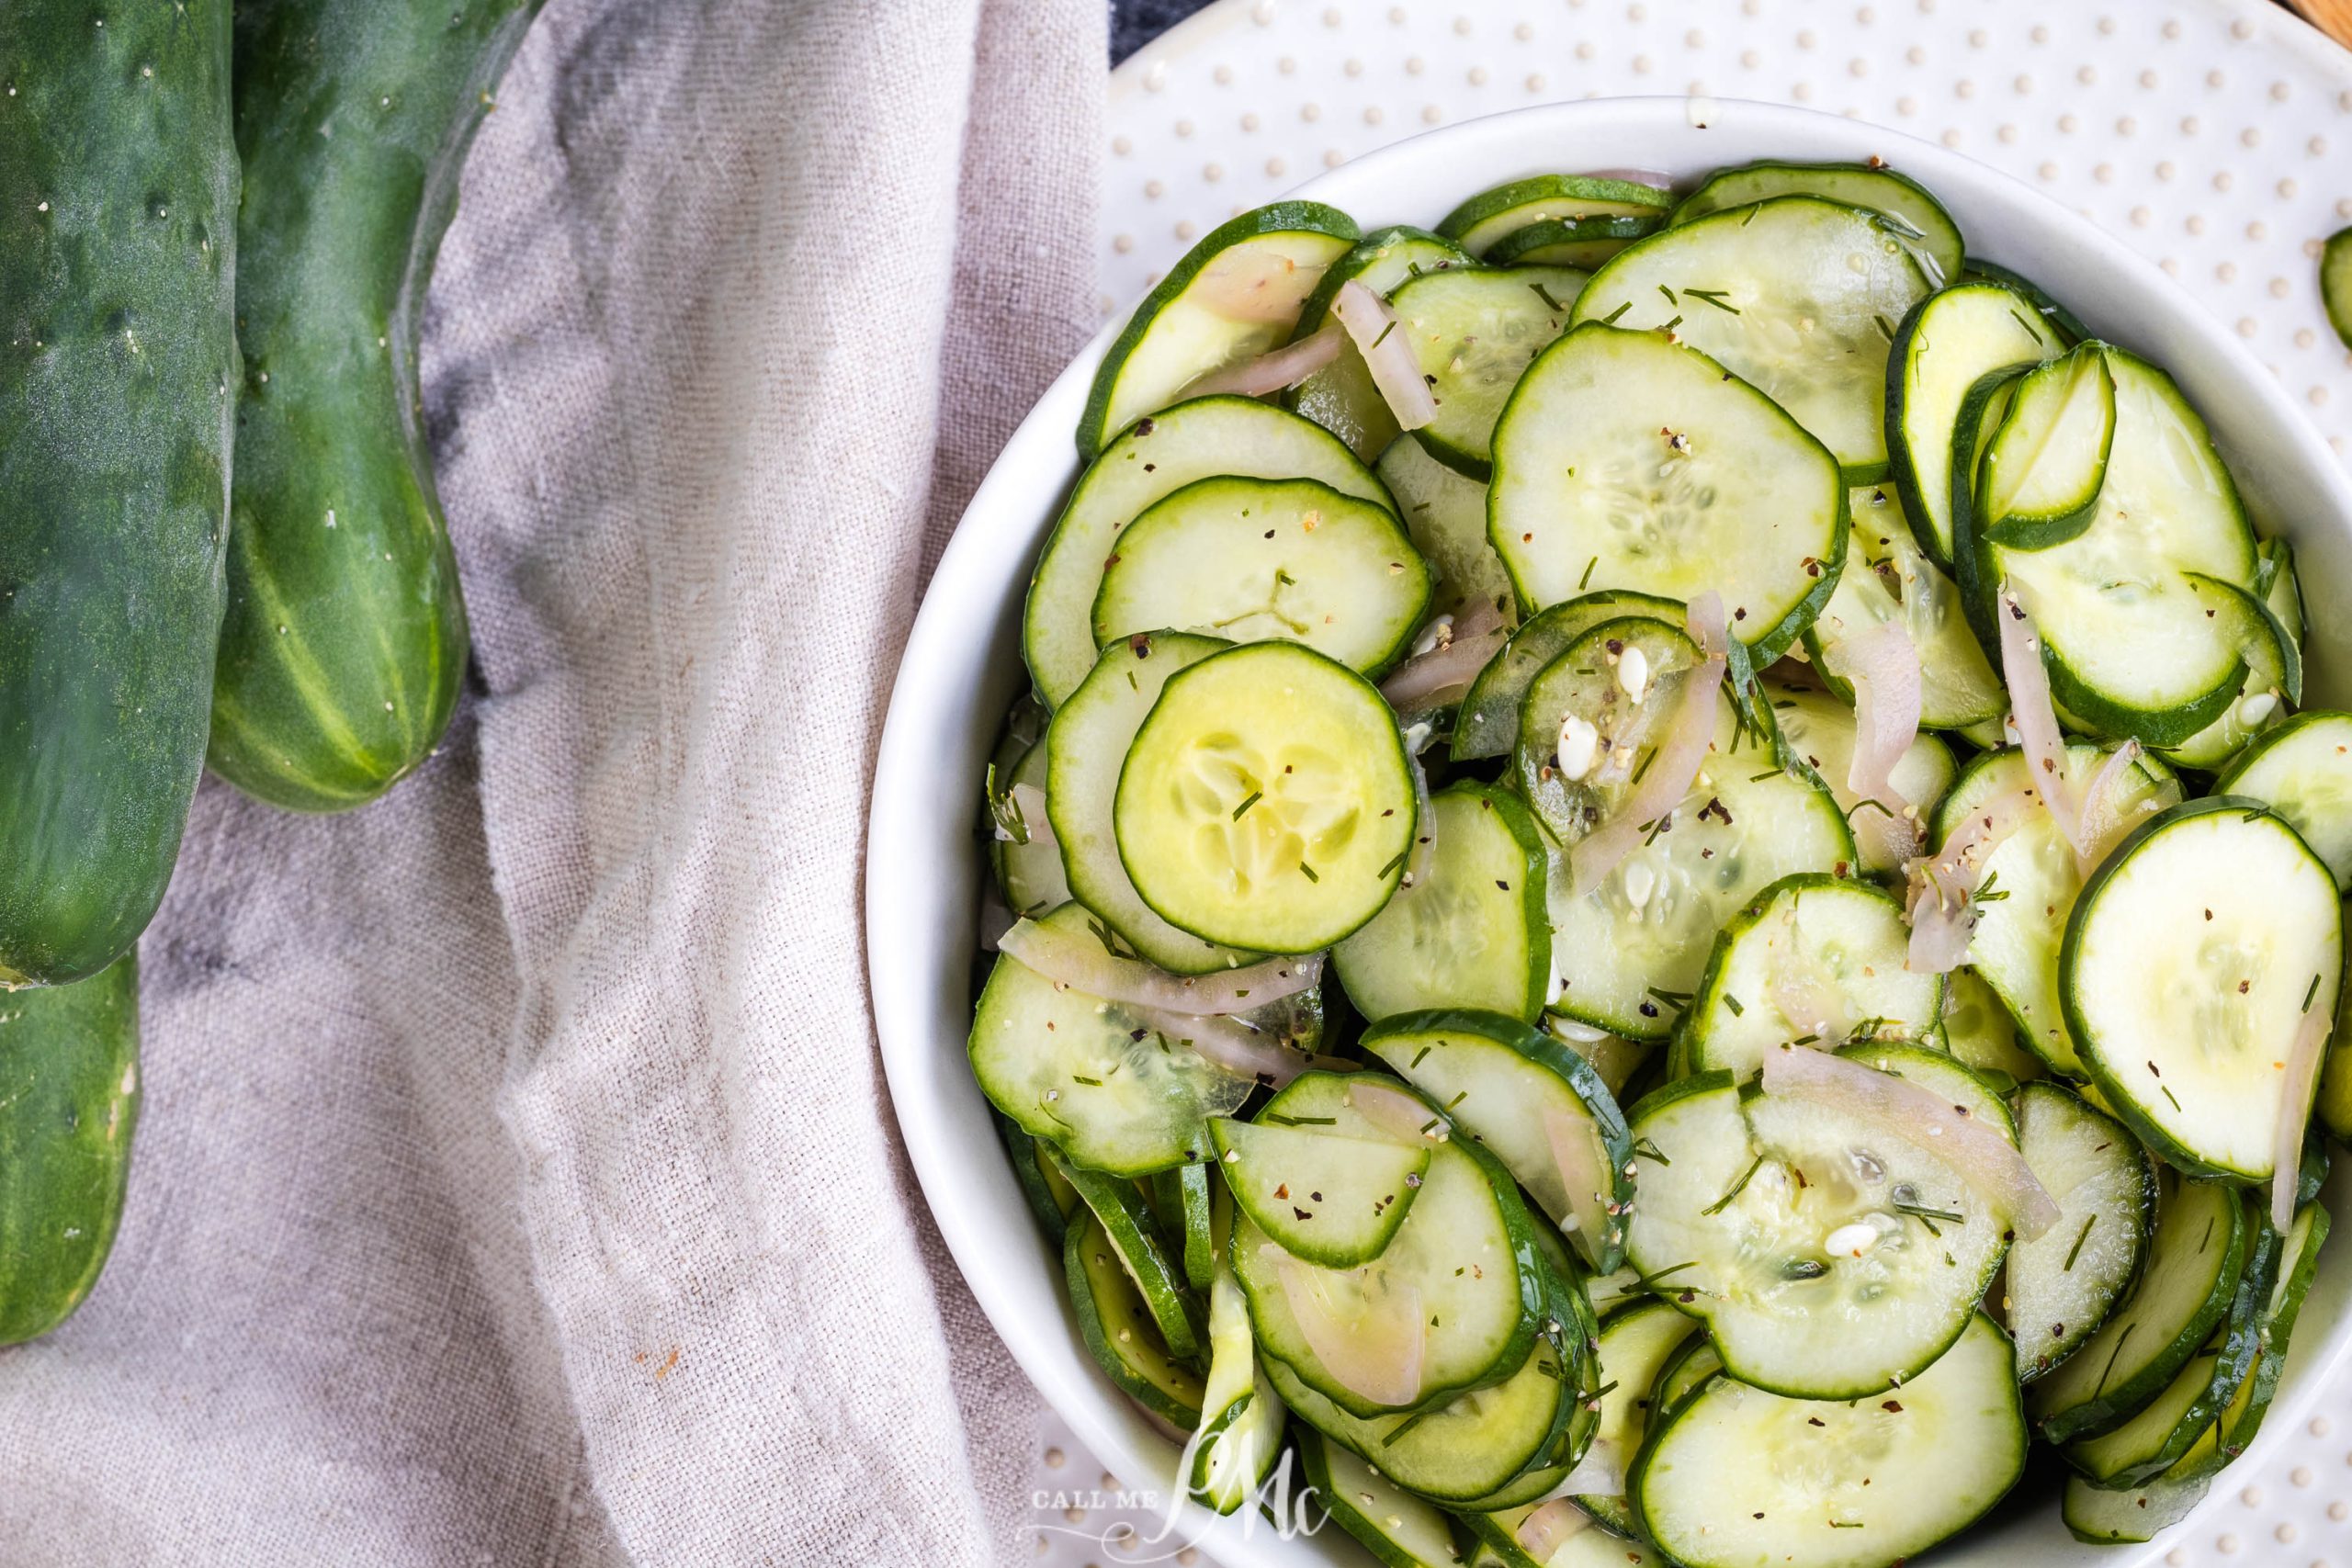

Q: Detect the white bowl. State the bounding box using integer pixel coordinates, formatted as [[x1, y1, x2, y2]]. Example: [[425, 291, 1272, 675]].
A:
[[868, 96, 2352, 1568]]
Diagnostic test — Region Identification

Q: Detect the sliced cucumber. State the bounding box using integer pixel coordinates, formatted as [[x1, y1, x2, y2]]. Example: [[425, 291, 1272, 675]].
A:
[[2325, 226, 2352, 349], [1191, 1190, 1287, 1514], [2158, 574, 2299, 771], [1047, 633, 1256, 970], [1545, 1018, 1655, 1102], [971, 905, 1254, 1173], [1489, 322, 1847, 661], [1389, 265, 1587, 480], [1679, 874, 1945, 1079], [1575, 1299, 1702, 1533], [1114, 641, 1417, 953], [1669, 160, 1965, 286], [1066, 1210, 1206, 1427], [1487, 212, 1665, 270], [1377, 431, 1517, 623], [1884, 281, 2066, 565], [1091, 476, 1432, 677], [1062, 1161, 1206, 1359], [1961, 257, 2093, 344], [2203, 1201, 2331, 1470], [1624, 1048, 2013, 1400], [1517, 616, 1709, 844], [1936, 744, 2183, 1077], [1438, 175, 1676, 260], [1453, 589, 1688, 762], [1361, 1009, 1637, 1271], [2213, 710, 2352, 892], [1335, 784, 1553, 1022], [1289, 225, 1474, 461], [2063, 1470, 2211, 1545], [1161, 1160, 1217, 1292], [989, 736, 1070, 918], [1546, 701, 1855, 1042], [1026, 396, 1395, 709], [1632, 1313, 2027, 1568], [2029, 1173, 2250, 1444], [1573, 197, 1934, 481], [1232, 1073, 1540, 1416], [2064, 796, 2344, 1182], [1079, 202, 1360, 457], [1295, 1427, 1467, 1567], [2259, 536, 2306, 646], [1758, 678, 1957, 876], [1941, 966, 2046, 1090], [2064, 1191, 2283, 1487], [2007, 1081, 2158, 1383], [1986, 352, 2258, 747], [1804, 486, 2005, 733], [1650, 1333, 1724, 1420], [1974, 342, 2117, 549], [1209, 1113, 1430, 1269], [1001, 1116, 1082, 1244]]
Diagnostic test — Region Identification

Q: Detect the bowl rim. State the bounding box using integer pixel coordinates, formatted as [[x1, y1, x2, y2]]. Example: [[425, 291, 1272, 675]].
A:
[[869, 93, 2352, 1568]]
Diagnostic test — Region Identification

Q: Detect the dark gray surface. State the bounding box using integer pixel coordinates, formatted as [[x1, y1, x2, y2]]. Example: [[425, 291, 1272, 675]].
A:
[[1112, 0, 1213, 62]]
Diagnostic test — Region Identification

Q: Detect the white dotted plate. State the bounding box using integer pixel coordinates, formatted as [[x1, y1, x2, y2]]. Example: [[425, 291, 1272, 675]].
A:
[[1022, 6, 2352, 1565]]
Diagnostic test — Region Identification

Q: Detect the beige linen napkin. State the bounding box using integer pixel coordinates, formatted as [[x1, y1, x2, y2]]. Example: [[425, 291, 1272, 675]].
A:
[[0, 0, 1101, 1562]]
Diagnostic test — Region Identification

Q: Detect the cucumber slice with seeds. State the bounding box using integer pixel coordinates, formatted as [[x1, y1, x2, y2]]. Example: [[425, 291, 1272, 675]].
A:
[[1334, 784, 1554, 1022], [1453, 589, 1689, 762], [1210, 1114, 1430, 1269], [1114, 641, 1417, 953], [1487, 212, 1666, 270], [1678, 874, 1945, 1080], [1390, 265, 1588, 480], [1025, 396, 1395, 709], [1438, 175, 1676, 259], [1091, 476, 1433, 678], [1361, 1009, 1637, 1271], [1804, 486, 2006, 733], [1377, 431, 1517, 623], [1936, 744, 2184, 1077], [1489, 322, 1848, 661], [1573, 196, 1935, 482], [1517, 615, 1709, 844], [1061, 1161, 1205, 1360], [1885, 281, 2066, 565], [2029, 1172, 2250, 1444], [1757, 679, 1957, 877], [1288, 225, 1474, 461], [1974, 341, 2117, 550], [1669, 160, 1966, 286], [970, 904, 1254, 1174], [2215, 711, 2352, 892], [1624, 1047, 2014, 1400], [2007, 1081, 2158, 1383], [1065, 1210, 1206, 1427], [1232, 1072, 1541, 1417], [2064, 796, 2344, 1183], [1631, 1313, 2028, 1568], [1575, 1299, 1702, 1533], [1079, 202, 1360, 458]]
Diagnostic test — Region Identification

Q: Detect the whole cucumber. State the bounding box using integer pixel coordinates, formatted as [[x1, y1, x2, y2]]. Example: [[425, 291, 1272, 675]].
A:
[[0, 954, 141, 1346], [0, 3, 239, 985], [209, 0, 542, 812]]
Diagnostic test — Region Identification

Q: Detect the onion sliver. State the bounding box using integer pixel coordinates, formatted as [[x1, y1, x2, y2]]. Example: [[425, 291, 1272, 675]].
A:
[[1404, 748, 1438, 890], [998, 918, 1320, 1014], [1178, 323, 1346, 400], [1840, 618, 1924, 861], [2274, 999, 2334, 1232], [1136, 1005, 1355, 1088], [1194, 248, 1318, 323], [1381, 594, 1509, 714], [1543, 1103, 1614, 1254], [1902, 782, 2044, 973], [1271, 1250, 1426, 1408], [1995, 583, 2084, 852], [1518, 1498, 1598, 1557], [1760, 1043, 2060, 1239], [1569, 638, 1725, 896], [1330, 280, 1438, 430], [1349, 1078, 1444, 1145], [2074, 740, 2146, 877]]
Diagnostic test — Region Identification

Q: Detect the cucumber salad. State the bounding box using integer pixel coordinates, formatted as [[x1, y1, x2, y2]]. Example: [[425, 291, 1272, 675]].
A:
[[967, 159, 2351, 1568]]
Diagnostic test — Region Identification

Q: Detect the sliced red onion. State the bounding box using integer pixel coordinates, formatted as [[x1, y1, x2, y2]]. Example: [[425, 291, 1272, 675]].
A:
[[1542, 1104, 1615, 1262], [1684, 589, 1727, 659], [1330, 280, 1438, 431], [1517, 1498, 1597, 1559], [1840, 619, 1923, 832], [1194, 248, 1319, 324], [1404, 749, 1438, 890], [1271, 1250, 1425, 1408], [1350, 1078, 1444, 1145], [1904, 897, 1977, 976], [1381, 594, 1510, 714], [1995, 584, 2084, 853], [1575, 167, 1677, 191], [998, 919, 1321, 1014], [1137, 1005, 1356, 1088], [1760, 1043, 2061, 1239], [1902, 782, 2045, 973], [1178, 322, 1346, 400], [2273, 997, 2334, 1232], [2074, 741, 2146, 876], [1569, 638, 1725, 896]]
